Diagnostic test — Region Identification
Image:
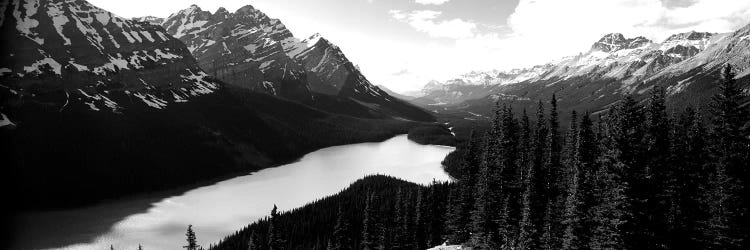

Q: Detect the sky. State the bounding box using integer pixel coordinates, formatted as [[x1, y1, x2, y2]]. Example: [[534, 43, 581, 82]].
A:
[[89, 0, 750, 93]]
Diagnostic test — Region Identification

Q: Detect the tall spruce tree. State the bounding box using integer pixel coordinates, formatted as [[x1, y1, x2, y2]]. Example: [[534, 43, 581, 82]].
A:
[[561, 111, 580, 250], [517, 109, 536, 250], [268, 205, 285, 250], [610, 95, 648, 249], [643, 86, 673, 248], [498, 105, 522, 249], [701, 64, 749, 249], [668, 107, 709, 249], [247, 231, 262, 250], [331, 203, 352, 250], [588, 114, 628, 250], [445, 130, 484, 244], [184, 225, 199, 250], [362, 192, 383, 250], [471, 104, 505, 249], [542, 93, 564, 249]]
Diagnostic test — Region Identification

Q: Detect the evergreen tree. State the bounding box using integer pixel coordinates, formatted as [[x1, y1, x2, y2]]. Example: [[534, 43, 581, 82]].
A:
[[471, 105, 506, 249], [561, 111, 580, 250], [268, 205, 285, 250], [331, 203, 353, 250], [668, 107, 709, 249], [701, 64, 749, 249], [362, 192, 384, 250], [247, 231, 262, 250], [415, 189, 428, 250], [525, 100, 548, 249], [517, 109, 536, 250], [137, 244, 144, 250], [498, 105, 522, 249], [542, 93, 564, 249], [644, 86, 672, 248], [610, 95, 647, 249], [445, 130, 484, 244], [588, 119, 628, 250], [184, 225, 199, 250]]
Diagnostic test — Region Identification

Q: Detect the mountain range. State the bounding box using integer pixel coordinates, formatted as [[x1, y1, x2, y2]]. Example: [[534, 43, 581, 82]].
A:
[[157, 4, 431, 121], [0, 0, 434, 209], [409, 28, 750, 118]]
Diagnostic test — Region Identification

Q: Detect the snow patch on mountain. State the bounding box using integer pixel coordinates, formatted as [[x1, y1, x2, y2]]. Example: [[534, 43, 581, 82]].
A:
[[0, 112, 15, 127], [13, 0, 44, 45]]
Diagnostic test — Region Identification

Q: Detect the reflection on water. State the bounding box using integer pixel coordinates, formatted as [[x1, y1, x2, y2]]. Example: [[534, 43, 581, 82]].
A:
[[16, 135, 453, 250]]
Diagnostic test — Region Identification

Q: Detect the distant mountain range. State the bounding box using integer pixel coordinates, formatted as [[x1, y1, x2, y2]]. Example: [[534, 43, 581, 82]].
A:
[[408, 27, 750, 118], [0, 0, 433, 209]]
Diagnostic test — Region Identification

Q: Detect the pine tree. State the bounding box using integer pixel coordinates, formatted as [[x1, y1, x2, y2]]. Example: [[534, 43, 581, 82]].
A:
[[137, 244, 144, 250], [184, 225, 199, 250], [610, 95, 648, 249], [470, 105, 506, 249], [331, 203, 352, 250], [668, 107, 709, 249], [701, 64, 749, 249], [561, 111, 580, 250], [362, 192, 383, 250], [517, 109, 536, 250], [268, 205, 285, 250], [415, 189, 428, 250], [525, 101, 548, 249], [542, 94, 564, 249], [247, 231, 262, 250], [588, 119, 628, 250], [445, 130, 484, 244], [643, 86, 672, 248], [498, 105, 522, 249]]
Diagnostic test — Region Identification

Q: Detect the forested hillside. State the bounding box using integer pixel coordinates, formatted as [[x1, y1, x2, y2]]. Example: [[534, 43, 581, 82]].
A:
[[205, 65, 749, 250]]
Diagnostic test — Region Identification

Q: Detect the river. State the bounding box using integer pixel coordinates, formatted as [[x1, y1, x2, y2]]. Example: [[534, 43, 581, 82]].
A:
[[13, 135, 454, 250]]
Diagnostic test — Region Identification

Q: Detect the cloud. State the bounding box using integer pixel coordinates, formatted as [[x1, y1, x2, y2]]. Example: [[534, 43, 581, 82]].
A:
[[392, 69, 410, 76], [415, 0, 451, 5], [389, 10, 477, 39]]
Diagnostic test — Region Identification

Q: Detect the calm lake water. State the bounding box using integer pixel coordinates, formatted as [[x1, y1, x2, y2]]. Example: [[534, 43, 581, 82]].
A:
[[14, 135, 454, 250]]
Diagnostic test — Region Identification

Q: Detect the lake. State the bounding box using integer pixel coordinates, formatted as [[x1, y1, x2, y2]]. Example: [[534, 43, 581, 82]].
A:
[[13, 135, 454, 250]]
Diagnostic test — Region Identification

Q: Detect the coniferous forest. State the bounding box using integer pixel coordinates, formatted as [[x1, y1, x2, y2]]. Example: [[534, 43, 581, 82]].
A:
[[206, 65, 749, 250]]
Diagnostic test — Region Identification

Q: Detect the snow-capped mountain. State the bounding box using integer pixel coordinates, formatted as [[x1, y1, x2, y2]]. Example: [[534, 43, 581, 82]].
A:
[[132, 16, 164, 25], [160, 4, 433, 121], [0, 0, 219, 117], [415, 28, 748, 111], [160, 4, 311, 100], [433, 26, 750, 121], [409, 66, 551, 105]]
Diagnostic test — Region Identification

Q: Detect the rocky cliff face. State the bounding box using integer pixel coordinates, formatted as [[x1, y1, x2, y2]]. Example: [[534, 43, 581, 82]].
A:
[[160, 4, 312, 100], [161, 4, 434, 121], [0, 0, 220, 118]]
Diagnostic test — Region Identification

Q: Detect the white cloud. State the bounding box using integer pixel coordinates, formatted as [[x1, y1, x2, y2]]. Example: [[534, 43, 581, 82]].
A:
[[415, 0, 451, 5], [389, 10, 477, 39]]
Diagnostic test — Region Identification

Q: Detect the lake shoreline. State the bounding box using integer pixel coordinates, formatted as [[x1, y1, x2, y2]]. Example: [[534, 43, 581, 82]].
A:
[[12, 135, 455, 250]]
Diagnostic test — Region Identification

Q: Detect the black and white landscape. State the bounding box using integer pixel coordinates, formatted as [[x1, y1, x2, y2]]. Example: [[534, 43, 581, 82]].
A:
[[2, 0, 749, 250]]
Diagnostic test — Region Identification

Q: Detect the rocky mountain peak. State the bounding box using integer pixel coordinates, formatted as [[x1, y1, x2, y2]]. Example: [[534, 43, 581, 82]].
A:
[[213, 7, 230, 20], [132, 16, 165, 25], [665, 31, 714, 42], [592, 33, 652, 52]]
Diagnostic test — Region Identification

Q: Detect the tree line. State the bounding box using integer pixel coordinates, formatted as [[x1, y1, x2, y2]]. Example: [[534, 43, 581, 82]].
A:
[[206, 64, 748, 250]]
